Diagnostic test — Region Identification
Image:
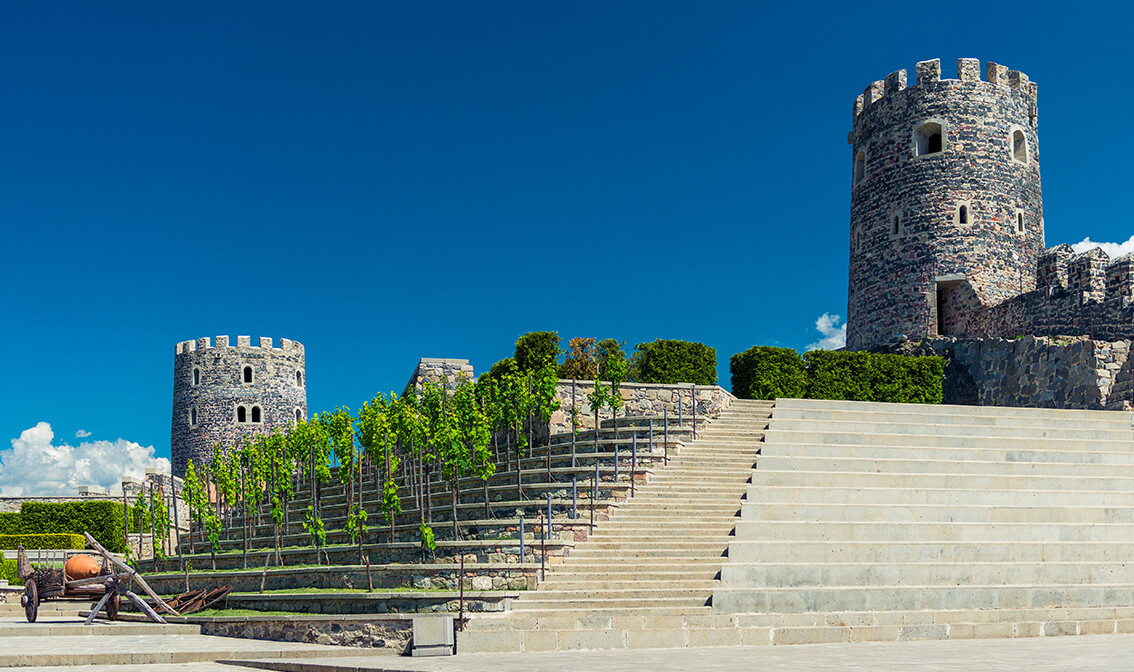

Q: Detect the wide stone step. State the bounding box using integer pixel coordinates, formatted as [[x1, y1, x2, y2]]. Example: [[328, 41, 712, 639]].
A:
[[748, 485, 1134, 507], [456, 604, 1134, 652], [767, 418, 1133, 441], [726, 540, 1134, 563], [771, 405, 1134, 431], [755, 470, 1134, 491], [512, 596, 709, 610], [719, 561, 1134, 587], [773, 397, 1134, 422], [759, 443, 1134, 465], [763, 429, 1132, 452], [713, 583, 1134, 614], [736, 520, 1134, 542], [521, 587, 714, 601], [741, 503, 1134, 524], [755, 455, 1134, 477], [539, 580, 719, 592]]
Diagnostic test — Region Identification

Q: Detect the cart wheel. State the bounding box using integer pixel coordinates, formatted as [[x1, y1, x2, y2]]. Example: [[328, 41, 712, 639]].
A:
[[107, 592, 120, 621], [24, 581, 37, 623]]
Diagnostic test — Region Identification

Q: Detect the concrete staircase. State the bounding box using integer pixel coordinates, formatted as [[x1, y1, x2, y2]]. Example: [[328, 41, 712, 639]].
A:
[[457, 398, 772, 652], [714, 398, 1134, 643]]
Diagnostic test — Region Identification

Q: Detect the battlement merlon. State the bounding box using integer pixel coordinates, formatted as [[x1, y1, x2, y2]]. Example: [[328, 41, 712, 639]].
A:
[[851, 58, 1038, 124], [174, 336, 305, 356], [1035, 245, 1134, 302]]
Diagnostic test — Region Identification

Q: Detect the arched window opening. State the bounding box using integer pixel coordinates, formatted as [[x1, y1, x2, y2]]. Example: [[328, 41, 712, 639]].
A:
[[193, 368, 200, 386], [892, 214, 901, 236], [853, 151, 866, 185], [915, 122, 944, 156], [1017, 212, 1025, 233], [243, 366, 253, 384], [959, 205, 968, 225], [296, 370, 303, 387], [1013, 130, 1027, 164], [190, 407, 197, 425], [237, 406, 247, 423], [295, 409, 303, 424], [252, 406, 261, 423]]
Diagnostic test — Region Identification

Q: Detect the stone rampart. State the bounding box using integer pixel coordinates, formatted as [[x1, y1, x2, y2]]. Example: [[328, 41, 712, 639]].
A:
[[549, 381, 734, 434], [879, 336, 1134, 410], [403, 358, 475, 396]]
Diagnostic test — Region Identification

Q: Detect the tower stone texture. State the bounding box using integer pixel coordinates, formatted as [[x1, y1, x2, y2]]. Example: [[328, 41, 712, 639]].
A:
[[847, 58, 1044, 351], [170, 336, 306, 477]]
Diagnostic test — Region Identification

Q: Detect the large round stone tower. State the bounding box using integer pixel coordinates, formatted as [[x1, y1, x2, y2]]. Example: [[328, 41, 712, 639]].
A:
[[846, 58, 1045, 351], [170, 336, 306, 477]]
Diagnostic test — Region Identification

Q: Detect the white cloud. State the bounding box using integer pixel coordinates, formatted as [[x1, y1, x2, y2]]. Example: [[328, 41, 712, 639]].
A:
[[74, 429, 91, 438], [807, 312, 847, 351], [1071, 235, 1134, 259], [0, 423, 169, 497]]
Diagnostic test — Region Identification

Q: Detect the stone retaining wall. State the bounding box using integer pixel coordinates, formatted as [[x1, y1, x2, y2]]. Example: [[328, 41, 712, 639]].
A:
[[549, 381, 734, 434], [200, 615, 412, 651], [878, 336, 1134, 410]]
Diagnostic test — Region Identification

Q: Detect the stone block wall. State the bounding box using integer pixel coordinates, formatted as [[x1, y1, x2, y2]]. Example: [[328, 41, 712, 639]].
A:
[[549, 381, 734, 434], [403, 358, 475, 395], [879, 336, 1134, 410]]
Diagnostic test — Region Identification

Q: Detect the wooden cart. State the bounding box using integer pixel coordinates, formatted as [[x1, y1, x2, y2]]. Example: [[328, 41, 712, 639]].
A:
[[17, 552, 121, 623], [17, 534, 181, 625]]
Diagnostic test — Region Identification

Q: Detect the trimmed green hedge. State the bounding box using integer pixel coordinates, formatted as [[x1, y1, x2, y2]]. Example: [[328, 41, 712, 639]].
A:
[[730, 346, 807, 400], [0, 502, 125, 554], [633, 340, 717, 385], [804, 350, 944, 404], [729, 346, 943, 404], [0, 558, 22, 586], [0, 533, 85, 550]]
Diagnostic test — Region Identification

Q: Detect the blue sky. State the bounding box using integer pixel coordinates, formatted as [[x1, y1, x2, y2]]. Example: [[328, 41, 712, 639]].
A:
[[2, 2, 1132, 490]]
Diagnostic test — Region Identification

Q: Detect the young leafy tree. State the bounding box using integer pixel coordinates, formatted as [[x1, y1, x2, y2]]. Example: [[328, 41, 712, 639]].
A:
[[357, 393, 395, 550], [604, 345, 630, 472], [182, 459, 205, 556], [451, 378, 494, 538], [531, 363, 561, 481], [291, 416, 330, 563]]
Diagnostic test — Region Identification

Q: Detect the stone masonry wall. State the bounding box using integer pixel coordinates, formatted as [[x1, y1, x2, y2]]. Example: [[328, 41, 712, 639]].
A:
[[403, 358, 475, 396], [879, 336, 1134, 410], [549, 381, 734, 435], [171, 336, 307, 477]]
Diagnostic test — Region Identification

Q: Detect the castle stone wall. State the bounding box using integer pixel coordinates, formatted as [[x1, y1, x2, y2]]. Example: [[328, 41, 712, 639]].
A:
[[548, 381, 734, 434], [880, 336, 1134, 411], [171, 336, 307, 477], [403, 358, 475, 396], [847, 58, 1044, 351]]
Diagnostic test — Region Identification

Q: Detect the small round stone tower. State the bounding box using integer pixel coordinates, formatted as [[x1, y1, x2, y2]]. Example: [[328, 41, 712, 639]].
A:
[[846, 58, 1045, 351], [170, 336, 306, 477]]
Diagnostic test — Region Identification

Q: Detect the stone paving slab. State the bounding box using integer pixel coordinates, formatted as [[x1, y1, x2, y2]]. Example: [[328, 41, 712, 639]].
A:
[[0, 632, 383, 667], [0, 615, 201, 636], [236, 633, 1134, 672], [15, 664, 240, 672]]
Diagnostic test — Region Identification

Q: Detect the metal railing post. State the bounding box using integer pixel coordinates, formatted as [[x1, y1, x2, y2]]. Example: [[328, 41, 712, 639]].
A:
[[571, 476, 578, 519], [519, 515, 525, 565], [631, 432, 637, 497], [663, 407, 669, 466], [591, 462, 598, 531], [692, 384, 697, 440]]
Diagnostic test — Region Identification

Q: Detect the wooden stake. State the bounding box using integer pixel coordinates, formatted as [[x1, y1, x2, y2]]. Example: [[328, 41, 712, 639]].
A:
[[259, 553, 271, 594]]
